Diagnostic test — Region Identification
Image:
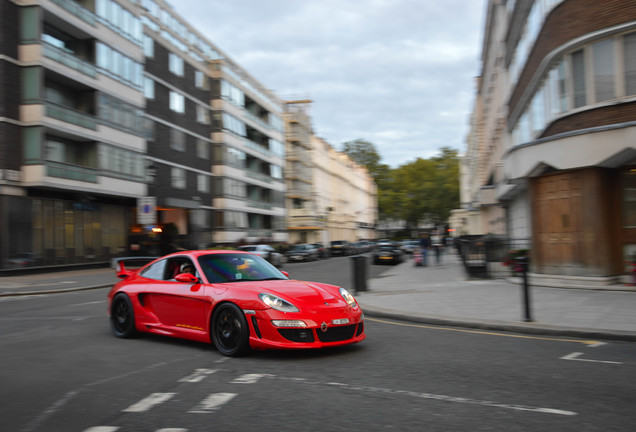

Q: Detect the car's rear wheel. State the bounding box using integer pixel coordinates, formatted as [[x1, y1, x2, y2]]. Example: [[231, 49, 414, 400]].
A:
[[110, 293, 138, 338], [211, 303, 250, 357]]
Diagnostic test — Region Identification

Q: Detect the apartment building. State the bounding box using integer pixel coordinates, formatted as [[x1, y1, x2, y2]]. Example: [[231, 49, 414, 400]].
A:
[[140, 0, 287, 248], [0, 0, 147, 268], [209, 57, 287, 245], [463, 0, 636, 283], [284, 98, 377, 244]]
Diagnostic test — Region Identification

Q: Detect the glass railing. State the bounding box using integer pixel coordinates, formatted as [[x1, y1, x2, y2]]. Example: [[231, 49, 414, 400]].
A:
[[42, 43, 96, 78], [246, 170, 272, 183], [45, 101, 97, 130], [247, 200, 273, 210], [46, 161, 98, 183], [242, 138, 274, 158], [247, 229, 273, 238], [50, 0, 96, 26]]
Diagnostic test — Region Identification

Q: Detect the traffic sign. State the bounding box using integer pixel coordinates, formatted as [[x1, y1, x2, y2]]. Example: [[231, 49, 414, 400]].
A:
[[138, 196, 157, 225]]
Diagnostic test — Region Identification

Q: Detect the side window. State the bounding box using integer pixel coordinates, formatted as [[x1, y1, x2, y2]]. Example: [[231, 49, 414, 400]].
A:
[[165, 257, 197, 280], [139, 259, 167, 280]]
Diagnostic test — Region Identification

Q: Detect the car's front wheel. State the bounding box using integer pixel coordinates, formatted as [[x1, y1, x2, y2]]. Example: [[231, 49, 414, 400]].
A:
[[211, 303, 250, 357], [110, 293, 138, 338]]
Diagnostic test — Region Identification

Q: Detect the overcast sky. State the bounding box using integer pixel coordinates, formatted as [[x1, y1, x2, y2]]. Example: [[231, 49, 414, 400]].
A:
[[171, 0, 486, 168]]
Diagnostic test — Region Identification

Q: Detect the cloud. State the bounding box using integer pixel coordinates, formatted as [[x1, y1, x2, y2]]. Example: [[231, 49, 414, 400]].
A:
[[172, 0, 485, 167]]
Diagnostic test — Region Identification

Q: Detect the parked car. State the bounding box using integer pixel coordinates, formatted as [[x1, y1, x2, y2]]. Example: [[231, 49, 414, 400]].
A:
[[108, 250, 365, 356], [372, 242, 405, 265], [237, 244, 284, 267], [330, 240, 351, 256], [285, 244, 320, 262], [400, 240, 419, 255], [312, 242, 330, 259]]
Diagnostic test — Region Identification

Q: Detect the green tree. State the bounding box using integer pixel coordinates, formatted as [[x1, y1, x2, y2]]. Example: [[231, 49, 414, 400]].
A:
[[342, 139, 390, 184], [393, 147, 459, 228]]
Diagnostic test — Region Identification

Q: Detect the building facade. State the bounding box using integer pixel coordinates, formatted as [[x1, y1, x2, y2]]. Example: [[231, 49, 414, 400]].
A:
[[462, 0, 636, 283], [283, 99, 377, 245], [0, 0, 376, 269], [1, 0, 147, 268]]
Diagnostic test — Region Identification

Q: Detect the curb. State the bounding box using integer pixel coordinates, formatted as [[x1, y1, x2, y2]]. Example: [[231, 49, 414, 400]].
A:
[[361, 307, 636, 343], [0, 284, 112, 297]]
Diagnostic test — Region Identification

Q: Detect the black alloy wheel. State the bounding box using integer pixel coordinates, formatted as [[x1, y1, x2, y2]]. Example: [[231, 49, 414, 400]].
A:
[[211, 303, 250, 357], [110, 293, 138, 338]]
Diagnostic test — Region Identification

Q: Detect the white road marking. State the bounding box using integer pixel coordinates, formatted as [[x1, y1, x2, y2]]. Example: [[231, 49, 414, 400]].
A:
[[188, 393, 237, 413], [560, 352, 622, 364], [323, 382, 576, 416], [123, 393, 176, 412], [82, 428, 120, 432], [71, 300, 106, 306], [179, 368, 217, 383], [587, 342, 607, 348], [231, 373, 273, 384], [21, 390, 79, 432]]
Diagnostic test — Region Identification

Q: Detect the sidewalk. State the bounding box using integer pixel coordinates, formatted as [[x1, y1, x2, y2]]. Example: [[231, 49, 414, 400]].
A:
[[2, 255, 636, 341], [356, 252, 636, 341]]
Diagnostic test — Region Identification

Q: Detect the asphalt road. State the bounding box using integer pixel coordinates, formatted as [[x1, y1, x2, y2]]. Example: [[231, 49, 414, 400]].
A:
[[1, 258, 635, 431]]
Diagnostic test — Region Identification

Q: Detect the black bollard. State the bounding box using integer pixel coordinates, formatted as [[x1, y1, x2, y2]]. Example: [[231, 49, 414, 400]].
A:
[[516, 256, 532, 322], [351, 255, 368, 292]]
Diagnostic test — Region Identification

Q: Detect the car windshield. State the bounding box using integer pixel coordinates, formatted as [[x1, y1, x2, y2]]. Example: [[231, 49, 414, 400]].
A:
[[239, 246, 257, 251], [197, 253, 287, 283], [290, 245, 306, 251]]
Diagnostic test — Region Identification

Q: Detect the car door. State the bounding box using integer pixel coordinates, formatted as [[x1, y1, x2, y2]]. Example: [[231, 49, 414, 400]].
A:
[[139, 257, 208, 333]]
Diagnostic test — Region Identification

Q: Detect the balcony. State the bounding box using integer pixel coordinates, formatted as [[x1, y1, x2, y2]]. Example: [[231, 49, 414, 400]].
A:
[[50, 0, 96, 26], [42, 43, 96, 78], [45, 101, 97, 130], [46, 161, 98, 183]]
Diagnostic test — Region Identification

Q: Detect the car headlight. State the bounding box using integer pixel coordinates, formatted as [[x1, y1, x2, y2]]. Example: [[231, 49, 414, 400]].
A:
[[259, 293, 299, 313], [339, 287, 357, 307]]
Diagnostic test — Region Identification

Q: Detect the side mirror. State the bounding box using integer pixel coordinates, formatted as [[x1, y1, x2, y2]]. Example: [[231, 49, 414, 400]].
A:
[[280, 271, 290, 278], [175, 273, 199, 283]]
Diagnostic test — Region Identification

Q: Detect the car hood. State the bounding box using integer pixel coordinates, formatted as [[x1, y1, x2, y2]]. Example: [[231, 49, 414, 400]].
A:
[[234, 279, 346, 308]]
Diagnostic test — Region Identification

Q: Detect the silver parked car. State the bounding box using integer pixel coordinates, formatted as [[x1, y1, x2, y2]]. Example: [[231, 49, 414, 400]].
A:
[[237, 244, 285, 267]]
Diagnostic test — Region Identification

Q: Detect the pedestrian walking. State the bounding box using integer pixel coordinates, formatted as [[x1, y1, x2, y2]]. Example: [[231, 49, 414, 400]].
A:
[[418, 233, 431, 267], [431, 230, 443, 265]]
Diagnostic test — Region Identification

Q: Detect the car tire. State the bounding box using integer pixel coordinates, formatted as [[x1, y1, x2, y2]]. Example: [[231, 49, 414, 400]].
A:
[[110, 293, 138, 338], [211, 302, 250, 357]]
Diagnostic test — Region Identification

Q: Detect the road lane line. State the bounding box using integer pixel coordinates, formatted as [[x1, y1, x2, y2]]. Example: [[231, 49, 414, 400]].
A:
[[367, 317, 600, 345], [179, 368, 217, 383], [82, 428, 120, 432], [123, 393, 176, 413], [323, 382, 576, 416], [231, 373, 274, 384], [189, 393, 237, 413], [560, 352, 622, 364]]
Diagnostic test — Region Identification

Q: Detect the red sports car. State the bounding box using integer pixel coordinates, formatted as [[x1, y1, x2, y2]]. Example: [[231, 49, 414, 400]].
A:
[[108, 250, 365, 356]]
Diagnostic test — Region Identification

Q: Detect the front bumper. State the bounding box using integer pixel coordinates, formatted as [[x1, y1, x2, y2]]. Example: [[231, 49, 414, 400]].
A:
[[245, 307, 365, 350]]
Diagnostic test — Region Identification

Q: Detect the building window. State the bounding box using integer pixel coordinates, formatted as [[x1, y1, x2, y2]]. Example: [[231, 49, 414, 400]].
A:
[[623, 170, 636, 228], [196, 139, 209, 159], [592, 39, 615, 102], [624, 33, 636, 95], [169, 53, 184, 76], [143, 34, 154, 58], [169, 91, 185, 113], [170, 129, 185, 151], [196, 105, 210, 124], [143, 77, 154, 99], [171, 167, 186, 189], [572, 49, 586, 108], [197, 174, 209, 193], [195, 70, 208, 89]]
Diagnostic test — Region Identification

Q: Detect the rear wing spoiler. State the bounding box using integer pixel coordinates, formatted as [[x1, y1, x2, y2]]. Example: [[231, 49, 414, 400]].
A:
[[111, 256, 158, 278]]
